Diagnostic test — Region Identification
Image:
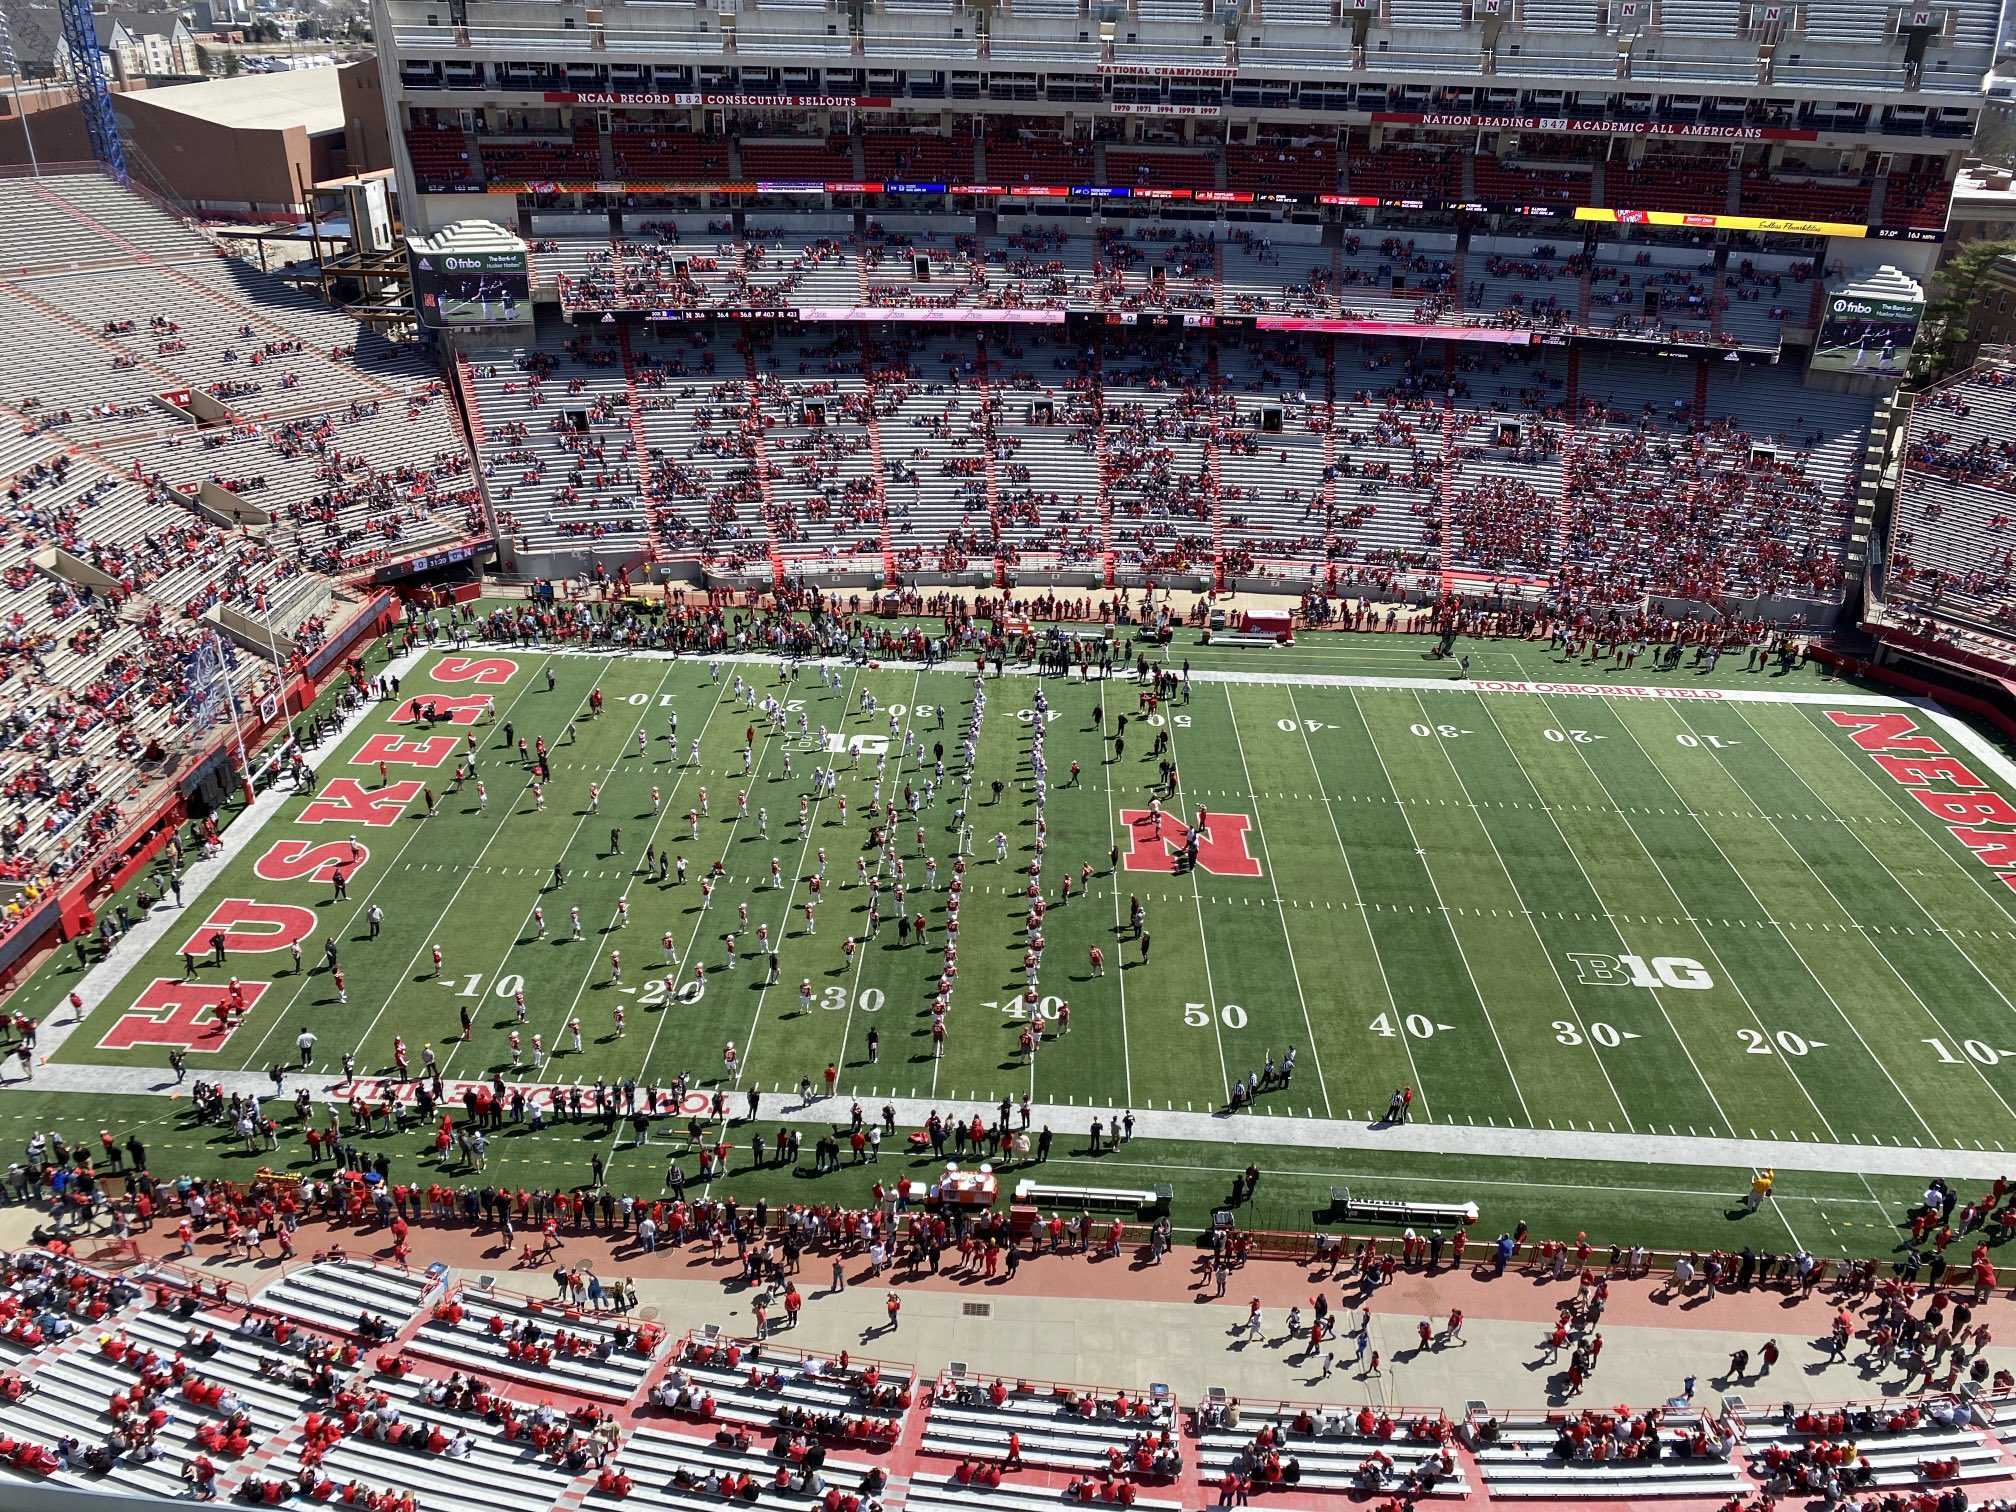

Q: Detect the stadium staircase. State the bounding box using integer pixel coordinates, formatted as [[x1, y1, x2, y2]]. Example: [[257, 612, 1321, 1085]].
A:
[[0, 278, 191, 395], [1206, 340, 1226, 591], [24, 179, 160, 267], [49, 208, 409, 405], [1708, 246, 1730, 342], [1558, 349, 1581, 571], [616, 326, 666, 547], [1438, 345, 1459, 597], [973, 333, 1007, 587], [738, 339, 788, 591], [857, 329, 899, 588], [1092, 332, 1116, 589], [1321, 337, 1340, 594], [1843, 391, 1896, 589], [1866, 172, 1891, 226], [1692, 358, 1710, 426]]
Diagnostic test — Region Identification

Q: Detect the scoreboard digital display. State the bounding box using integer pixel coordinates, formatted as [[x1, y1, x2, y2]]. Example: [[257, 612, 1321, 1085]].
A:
[[408, 245, 531, 329], [1812, 293, 1922, 377]]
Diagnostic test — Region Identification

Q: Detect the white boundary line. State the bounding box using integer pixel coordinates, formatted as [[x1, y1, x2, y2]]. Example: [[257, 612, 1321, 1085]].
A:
[[474, 643, 1915, 706], [1154, 690, 1234, 1107]]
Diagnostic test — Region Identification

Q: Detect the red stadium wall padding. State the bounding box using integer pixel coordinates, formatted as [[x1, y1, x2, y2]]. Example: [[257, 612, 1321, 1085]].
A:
[[1809, 645, 2016, 745]]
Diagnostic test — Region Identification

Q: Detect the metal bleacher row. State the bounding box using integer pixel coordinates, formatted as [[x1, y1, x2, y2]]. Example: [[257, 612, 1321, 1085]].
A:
[[0, 170, 488, 890], [540, 224, 1816, 352], [1885, 357, 2016, 635], [4, 1253, 2016, 1509], [466, 309, 1873, 602], [0, 424, 321, 882]]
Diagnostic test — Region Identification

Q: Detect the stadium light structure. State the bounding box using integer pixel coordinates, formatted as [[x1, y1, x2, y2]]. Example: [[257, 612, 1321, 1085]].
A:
[[57, 0, 128, 182]]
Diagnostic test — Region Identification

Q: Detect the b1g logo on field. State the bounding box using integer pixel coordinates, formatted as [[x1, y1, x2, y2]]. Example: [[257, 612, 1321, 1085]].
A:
[[1569, 952, 1714, 991], [825, 733, 890, 757], [1119, 810, 1263, 877]]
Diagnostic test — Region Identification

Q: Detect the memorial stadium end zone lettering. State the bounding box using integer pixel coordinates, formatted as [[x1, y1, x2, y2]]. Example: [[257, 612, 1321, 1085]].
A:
[[254, 840, 371, 886], [1827, 710, 2016, 894], [175, 900, 319, 959], [96, 658, 528, 1054], [99, 980, 271, 1053]]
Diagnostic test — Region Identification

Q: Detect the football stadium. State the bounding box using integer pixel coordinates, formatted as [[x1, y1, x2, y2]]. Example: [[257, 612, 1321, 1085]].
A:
[[3, 0, 2016, 1503]]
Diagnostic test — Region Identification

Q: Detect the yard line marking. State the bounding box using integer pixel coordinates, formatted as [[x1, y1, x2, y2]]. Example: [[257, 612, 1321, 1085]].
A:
[[435, 657, 688, 1085], [1288, 688, 1423, 1123], [1343, 688, 1533, 1127], [1526, 686, 1850, 1143], [1461, 690, 1730, 1137], [1602, 698, 1933, 1145], [847, 669, 928, 1095], [1095, 677, 1136, 1108], [1628, 701, 1959, 1145], [1407, 689, 1635, 1130], [1222, 687, 1333, 1119], [733, 665, 868, 1104], [1711, 704, 2016, 1126], [232, 655, 562, 1076], [1151, 687, 1233, 1107]]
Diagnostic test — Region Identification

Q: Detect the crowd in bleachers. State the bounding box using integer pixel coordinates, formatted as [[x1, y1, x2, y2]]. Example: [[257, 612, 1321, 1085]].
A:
[[1886, 359, 2016, 638], [467, 310, 1873, 602], [540, 223, 1825, 353], [0, 171, 491, 899]]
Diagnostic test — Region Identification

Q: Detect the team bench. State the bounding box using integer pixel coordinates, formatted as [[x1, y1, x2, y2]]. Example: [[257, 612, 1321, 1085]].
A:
[[1199, 632, 1278, 647], [1014, 1180, 1173, 1216], [1328, 1188, 1480, 1227]]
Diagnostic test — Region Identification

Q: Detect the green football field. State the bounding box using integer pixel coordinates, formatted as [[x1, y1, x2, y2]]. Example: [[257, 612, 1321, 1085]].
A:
[[16, 627, 2016, 1249]]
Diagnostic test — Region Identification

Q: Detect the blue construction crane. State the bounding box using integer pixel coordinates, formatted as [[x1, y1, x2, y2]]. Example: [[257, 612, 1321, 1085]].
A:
[[57, 0, 128, 181]]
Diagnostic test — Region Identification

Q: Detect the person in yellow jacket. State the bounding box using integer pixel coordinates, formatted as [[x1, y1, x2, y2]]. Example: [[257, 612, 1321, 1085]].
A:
[[1745, 1168, 1775, 1211]]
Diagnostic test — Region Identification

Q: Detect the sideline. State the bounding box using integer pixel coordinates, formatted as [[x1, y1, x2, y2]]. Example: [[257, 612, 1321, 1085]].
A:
[[8, 1055, 2009, 1180], [479, 642, 1915, 708]]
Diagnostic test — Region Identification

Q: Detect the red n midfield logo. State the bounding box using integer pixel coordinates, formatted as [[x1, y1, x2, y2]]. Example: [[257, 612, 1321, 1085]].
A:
[[1119, 810, 1263, 877]]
